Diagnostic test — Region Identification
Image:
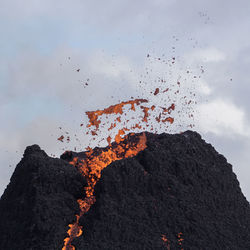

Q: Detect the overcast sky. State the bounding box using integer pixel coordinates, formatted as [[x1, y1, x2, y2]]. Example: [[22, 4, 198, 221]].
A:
[[1, 0, 250, 201]]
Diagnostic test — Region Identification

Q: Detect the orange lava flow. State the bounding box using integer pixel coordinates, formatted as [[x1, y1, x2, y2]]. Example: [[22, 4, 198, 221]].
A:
[[62, 133, 147, 250], [86, 99, 148, 130]]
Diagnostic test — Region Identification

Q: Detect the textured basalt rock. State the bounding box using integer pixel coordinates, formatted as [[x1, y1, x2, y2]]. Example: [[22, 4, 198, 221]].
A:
[[0, 145, 86, 250], [0, 131, 250, 250]]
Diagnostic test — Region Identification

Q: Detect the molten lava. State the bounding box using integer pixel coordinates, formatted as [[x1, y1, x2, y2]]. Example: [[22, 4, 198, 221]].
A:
[[86, 99, 148, 131], [62, 133, 147, 250]]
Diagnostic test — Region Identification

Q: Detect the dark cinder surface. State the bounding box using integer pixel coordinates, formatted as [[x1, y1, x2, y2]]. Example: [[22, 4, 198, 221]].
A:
[[74, 131, 250, 250], [0, 145, 86, 250], [1, 131, 250, 250]]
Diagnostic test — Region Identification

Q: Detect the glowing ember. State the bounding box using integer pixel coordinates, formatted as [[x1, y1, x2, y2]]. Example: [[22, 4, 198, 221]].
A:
[[161, 233, 184, 249], [114, 129, 126, 143], [140, 106, 150, 122], [57, 135, 64, 142], [161, 234, 170, 250], [162, 117, 174, 124], [154, 88, 160, 95], [178, 232, 184, 249], [83, 98, 175, 146], [107, 136, 112, 145]]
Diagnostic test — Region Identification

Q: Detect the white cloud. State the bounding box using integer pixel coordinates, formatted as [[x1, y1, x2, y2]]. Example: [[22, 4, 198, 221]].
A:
[[197, 79, 212, 95], [186, 48, 226, 63], [197, 99, 250, 137]]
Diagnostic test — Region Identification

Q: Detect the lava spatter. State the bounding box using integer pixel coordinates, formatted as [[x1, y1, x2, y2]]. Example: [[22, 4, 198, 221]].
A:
[[58, 135, 64, 142], [162, 117, 174, 124], [62, 133, 147, 250], [161, 232, 184, 250], [61, 50, 198, 248], [140, 106, 150, 122], [85, 99, 148, 131], [84, 99, 175, 141], [154, 88, 160, 95]]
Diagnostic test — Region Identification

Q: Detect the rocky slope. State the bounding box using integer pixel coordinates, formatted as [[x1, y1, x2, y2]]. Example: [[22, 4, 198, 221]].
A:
[[0, 131, 250, 249], [0, 145, 86, 249]]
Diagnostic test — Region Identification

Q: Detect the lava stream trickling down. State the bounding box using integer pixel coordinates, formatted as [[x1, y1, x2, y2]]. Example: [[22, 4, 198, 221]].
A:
[[62, 133, 147, 250]]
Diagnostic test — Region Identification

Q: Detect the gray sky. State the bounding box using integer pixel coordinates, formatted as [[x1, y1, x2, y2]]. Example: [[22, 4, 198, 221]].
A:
[[1, 0, 250, 201]]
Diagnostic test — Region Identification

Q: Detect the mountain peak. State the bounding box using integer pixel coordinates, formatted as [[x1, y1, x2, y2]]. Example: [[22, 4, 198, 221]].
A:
[[0, 131, 250, 249], [23, 144, 47, 157]]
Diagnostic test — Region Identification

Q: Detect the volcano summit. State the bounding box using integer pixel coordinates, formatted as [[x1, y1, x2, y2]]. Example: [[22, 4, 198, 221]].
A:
[[0, 131, 250, 250]]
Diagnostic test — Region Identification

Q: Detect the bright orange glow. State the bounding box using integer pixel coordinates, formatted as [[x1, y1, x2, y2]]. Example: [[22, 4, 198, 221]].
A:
[[86, 99, 148, 130], [107, 136, 112, 145], [62, 133, 147, 249], [162, 234, 168, 243], [162, 117, 174, 124], [114, 129, 126, 144], [178, 232, 184, 248]]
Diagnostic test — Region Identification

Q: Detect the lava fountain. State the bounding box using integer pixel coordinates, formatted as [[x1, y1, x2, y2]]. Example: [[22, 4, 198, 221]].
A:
[[62, 96, 176, 249]]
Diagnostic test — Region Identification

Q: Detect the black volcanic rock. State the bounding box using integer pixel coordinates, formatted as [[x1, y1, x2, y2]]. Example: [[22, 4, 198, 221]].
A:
[[0, 145, 86, 250], [72, 131, 250, 250], [1, 131, 250, 250]]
